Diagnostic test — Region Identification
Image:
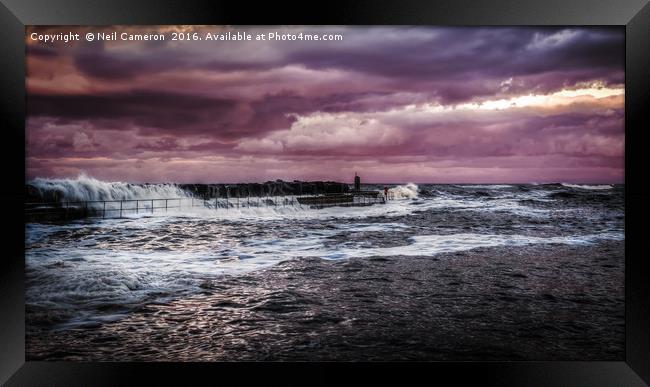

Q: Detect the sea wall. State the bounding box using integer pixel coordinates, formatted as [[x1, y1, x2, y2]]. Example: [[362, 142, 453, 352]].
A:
[[179, 180, 350, 199]]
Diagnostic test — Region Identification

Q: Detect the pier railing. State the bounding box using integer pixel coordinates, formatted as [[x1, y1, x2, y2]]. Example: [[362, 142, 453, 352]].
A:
[[25, 197, 190, 220], [25, 192, 392, 221]]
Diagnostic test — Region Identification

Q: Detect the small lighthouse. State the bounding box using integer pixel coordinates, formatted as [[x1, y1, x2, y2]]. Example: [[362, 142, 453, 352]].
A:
[[296, 172, 383, 207]]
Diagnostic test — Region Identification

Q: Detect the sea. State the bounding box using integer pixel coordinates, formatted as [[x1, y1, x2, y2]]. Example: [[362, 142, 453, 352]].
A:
[[25, 178, 625, 361]]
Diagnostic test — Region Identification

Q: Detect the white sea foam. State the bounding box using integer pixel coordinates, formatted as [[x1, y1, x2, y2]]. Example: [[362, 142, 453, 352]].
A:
[[458, 185, 514, 189], [25, 176, 623, 330], [163, 189, 551, 220], [26, 219, 624, 319], [29, 174, 192, 202], [226, 231, 624, 262], [333, 222, 410, 232], [561, 183, 614, 190], [321, 231, 624, 259], [109, 194, 424, 222], [28, 176, 428, 220], [388, 183, 419, 199], [27, 176, 551, 221]]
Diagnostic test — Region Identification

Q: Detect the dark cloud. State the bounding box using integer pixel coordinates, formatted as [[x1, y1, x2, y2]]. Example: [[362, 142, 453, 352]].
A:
[[287, 27, 623, 83], [25, 26, 625, 183], [28, 91, 238, 135], [49, 27, 624, 98]]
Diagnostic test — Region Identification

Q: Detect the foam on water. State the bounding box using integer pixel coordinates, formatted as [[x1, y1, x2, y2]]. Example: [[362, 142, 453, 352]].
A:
[[413, 190, 556, 218], [561, 183, 614, 190], [26, 201, 624, 329], [29, 174, 192, 202], [27, 176, 556, 221], [153, 184, 553, 221], [388, 183, 419, 199], [25, 178, 624, 331], [319, 231, 624, 259], [105, 194, 421, 221], [457, 184, 514, 189]]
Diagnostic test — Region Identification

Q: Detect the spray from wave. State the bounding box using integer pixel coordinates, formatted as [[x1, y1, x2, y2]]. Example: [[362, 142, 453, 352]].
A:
[[26, 176, 433, 223], [388, 183, 419, 199], [29, 174, 193, 202]]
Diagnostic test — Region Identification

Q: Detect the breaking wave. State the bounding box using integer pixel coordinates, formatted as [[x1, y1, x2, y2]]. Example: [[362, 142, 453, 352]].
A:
[[459, 185, 514, 189], [561, 184, 614, 190], [388, 183, 419, 199], [29, 174, 193, 202]]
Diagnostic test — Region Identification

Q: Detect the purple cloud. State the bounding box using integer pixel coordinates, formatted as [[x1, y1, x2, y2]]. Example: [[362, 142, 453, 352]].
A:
[[25, 26, 625, 183]]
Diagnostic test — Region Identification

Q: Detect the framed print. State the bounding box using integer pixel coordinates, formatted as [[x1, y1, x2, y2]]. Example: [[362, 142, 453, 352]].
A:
[[1, 0, 648, 385]]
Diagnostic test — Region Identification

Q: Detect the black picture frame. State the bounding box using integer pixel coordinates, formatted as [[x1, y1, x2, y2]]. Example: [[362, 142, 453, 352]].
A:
[[1, 0, 648, 385]]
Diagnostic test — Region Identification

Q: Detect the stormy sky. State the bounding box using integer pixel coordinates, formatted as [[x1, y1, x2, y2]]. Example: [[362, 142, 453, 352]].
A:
[[26, 26, 624, 183]]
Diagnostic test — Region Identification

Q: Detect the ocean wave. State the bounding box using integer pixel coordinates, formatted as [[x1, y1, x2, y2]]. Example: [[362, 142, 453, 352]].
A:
[[26, 227, 624, 328], [459, 185, 514, 189], [28, 174, 192, 202], [561, 183, 614, 190], [388, 183, 419, 199]]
